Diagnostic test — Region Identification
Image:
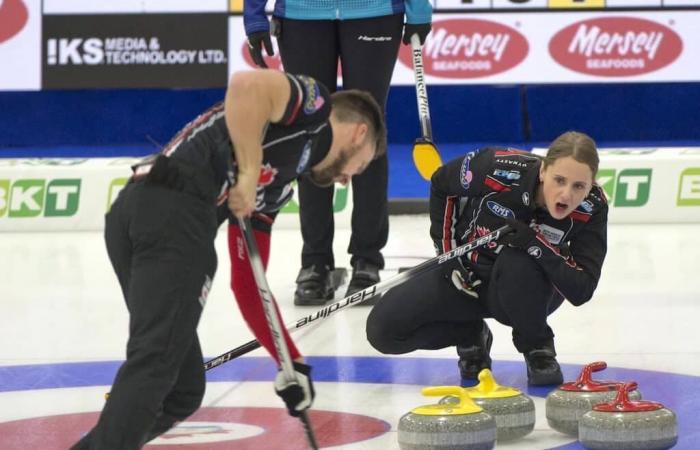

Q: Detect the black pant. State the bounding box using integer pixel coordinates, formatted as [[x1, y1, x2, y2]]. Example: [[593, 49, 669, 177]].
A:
[[366, 247, 565, 355], [72, 181, 217, 449], [277, 14, 403, 269]]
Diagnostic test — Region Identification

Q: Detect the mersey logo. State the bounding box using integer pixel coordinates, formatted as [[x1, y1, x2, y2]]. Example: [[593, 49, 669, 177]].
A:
[[398, 19, 528, 79], [0, 0, 28, 44], [549, 17, 683, 77]]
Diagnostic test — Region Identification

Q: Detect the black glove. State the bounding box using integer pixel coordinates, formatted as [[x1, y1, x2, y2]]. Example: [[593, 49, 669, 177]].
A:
[[501, 218, 536, 249], [274, 362, 315, 417], [444, 258, 481, 299], [403, 22, 432, 45], [247, 30, 274, 68]]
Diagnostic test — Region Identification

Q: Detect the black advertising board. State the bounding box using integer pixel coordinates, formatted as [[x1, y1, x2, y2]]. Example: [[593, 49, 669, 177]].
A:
[[42, 14, 228, 89]]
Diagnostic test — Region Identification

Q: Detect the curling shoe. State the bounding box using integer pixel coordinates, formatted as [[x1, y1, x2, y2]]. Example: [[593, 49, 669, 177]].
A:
[[524, 346, 564, 385], [294, 265, 334, 306], [457, 321, 493, 380], [345, 259, 380, 306]]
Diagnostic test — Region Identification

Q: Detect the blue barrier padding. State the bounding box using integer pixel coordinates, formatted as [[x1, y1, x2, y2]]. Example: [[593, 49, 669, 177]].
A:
[[0, 88, 225, 147], [386, 84, 523, 144], [3, 83, 700, 199], [0, 85, 523, 147], [3, 83, 699, 148], [525, 82, 700, 143]]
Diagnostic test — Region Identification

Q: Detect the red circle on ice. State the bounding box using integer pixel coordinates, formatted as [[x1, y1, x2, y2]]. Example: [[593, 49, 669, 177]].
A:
[[0, 407, 390, 449]]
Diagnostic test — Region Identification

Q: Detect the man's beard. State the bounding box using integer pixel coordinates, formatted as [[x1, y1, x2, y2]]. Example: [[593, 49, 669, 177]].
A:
[[308, 148, 351, 187]]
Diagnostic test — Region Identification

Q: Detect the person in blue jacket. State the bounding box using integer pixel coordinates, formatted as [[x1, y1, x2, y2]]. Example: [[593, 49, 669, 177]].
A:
[[244, 0, 432, 306]]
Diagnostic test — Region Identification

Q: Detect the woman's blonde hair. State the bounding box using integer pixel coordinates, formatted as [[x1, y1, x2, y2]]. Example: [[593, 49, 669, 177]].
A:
[[544, 131, 599, 178]]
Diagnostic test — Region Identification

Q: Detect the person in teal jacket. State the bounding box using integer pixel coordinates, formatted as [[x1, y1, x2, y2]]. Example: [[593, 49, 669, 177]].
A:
[[243, 0, 432, 306]]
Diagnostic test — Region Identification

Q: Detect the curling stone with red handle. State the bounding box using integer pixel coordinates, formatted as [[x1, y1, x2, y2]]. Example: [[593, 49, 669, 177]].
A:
[[546, 361, 642, 436], [579, 382, 677, 450]]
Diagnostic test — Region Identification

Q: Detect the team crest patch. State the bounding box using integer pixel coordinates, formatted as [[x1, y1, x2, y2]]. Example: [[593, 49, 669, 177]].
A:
[[579, 200, 594, 213], [486, 201, 515, 219], [298, 75, 325, 114], [493, 168, 521, 181], [258, 163, 278, 186], [527, 246, 542, 258], [460, 154, 474, 189]]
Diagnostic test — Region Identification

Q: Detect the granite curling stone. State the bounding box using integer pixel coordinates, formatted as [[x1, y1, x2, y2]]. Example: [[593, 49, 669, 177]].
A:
[[398, 385, 496, 450], [579, 382, 677, 450], [546, 361, 642, 436], [439, 369, 535, 441]]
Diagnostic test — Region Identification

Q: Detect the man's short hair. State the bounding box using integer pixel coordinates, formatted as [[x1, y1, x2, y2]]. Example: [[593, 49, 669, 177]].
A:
[[330, 90, 387, 159]]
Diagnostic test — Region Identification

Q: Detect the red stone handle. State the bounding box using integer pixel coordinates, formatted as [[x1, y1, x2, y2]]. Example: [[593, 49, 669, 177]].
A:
[[560, 361, 620, 392], [575, 361, 607, 385], [593, 382, 664, 412]]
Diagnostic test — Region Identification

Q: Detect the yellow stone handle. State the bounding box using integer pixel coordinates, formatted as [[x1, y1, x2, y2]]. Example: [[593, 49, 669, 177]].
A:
[[422, 386, 478, 408], [413, 386, 483, 415]]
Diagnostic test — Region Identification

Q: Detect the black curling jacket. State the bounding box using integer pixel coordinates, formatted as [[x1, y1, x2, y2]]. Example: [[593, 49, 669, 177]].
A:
[[157, 73, 332, 227], [430, 147, 608, 306]]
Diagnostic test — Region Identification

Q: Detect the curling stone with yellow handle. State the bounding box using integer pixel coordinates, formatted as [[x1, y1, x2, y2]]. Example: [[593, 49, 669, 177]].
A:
[[439, 369, 535, 441], [398, 385, 496, 450], [579, 382, 677, 450], [546, 361, 642, 436]]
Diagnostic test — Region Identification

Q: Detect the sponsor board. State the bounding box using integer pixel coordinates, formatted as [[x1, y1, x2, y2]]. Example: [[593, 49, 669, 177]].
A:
[[152, 11, 700, 86], [664, 0, 700, 6], [0, 157, 352, 231], [548, 0, 605, 8], [605, 0, 666, 7], [229, 0, 243, 13], [597, 168, 652, 207], [0, 158, 133, 231], [42, 14, 228, 89], [435, 0, 698, 10], [0, 0, 41, 90], [229, 0, 274, 13], [0, 178, 81, 217], [397, 18, 529, 78], [389, 11, 699, 84], [435, 0, 497, 9], [549, 16, 683, 77], [43, 0, 227, 14], [677, 168, 700, 206], [0, 0, 29, 45]]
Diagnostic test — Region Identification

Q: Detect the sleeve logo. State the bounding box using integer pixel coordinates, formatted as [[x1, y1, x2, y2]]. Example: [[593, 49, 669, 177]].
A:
[[298, 75, 325, 114], [460, 152, 475, 189]]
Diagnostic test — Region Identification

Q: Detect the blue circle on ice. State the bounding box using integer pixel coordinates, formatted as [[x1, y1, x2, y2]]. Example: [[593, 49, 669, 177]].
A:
[[0, 356, 696, 449]]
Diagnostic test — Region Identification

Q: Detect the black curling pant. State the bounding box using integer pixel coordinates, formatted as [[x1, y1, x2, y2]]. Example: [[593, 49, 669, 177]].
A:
[[366, 246, 565, 356], [277, 14, 404, 270], [71, 181, 217, 449]]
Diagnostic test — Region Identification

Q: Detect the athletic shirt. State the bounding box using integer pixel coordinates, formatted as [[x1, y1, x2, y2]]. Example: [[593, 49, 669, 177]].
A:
[[430, 147, 608, 307], [244, 0, 433, 35], [157, 73, 332, 226]]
